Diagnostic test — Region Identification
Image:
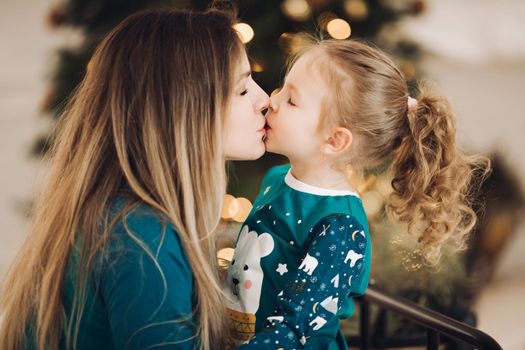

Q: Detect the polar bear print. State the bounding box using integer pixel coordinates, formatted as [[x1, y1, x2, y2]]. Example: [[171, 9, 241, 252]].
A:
[[226, 225, 274, 314], [344, 249, 363, 268], [299, 253, 319, 276]]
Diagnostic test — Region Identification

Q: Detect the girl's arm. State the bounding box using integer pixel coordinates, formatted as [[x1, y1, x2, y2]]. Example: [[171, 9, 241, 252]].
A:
[[238, 214, 369, 349]]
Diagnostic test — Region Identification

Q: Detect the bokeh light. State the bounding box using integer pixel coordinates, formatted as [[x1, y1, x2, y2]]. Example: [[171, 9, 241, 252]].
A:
[[281, 0, 311, 21], [233, 22, 254, 43], [327, 18, 352, 39]]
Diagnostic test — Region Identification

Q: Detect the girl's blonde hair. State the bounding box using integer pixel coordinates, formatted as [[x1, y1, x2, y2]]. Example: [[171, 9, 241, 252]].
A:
[[291, 38, 490, 265], [0, 6, 242, 350]]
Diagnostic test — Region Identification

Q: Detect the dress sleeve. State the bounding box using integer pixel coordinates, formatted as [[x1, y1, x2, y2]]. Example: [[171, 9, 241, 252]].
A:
[[238, 214, 369, 349], [96, 209, 197, 349]]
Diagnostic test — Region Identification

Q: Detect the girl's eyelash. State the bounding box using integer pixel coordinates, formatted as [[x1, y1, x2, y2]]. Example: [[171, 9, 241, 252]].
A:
[[240, 89, 248, 96], [288, 98, 296, 106]]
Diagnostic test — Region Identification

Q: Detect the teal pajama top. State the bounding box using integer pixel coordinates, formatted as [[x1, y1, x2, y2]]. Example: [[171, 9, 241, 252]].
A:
[[226, 165, 372, 350]]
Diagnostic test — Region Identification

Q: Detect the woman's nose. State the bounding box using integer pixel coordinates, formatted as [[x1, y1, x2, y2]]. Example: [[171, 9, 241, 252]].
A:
[[258, 94, 269, 113]]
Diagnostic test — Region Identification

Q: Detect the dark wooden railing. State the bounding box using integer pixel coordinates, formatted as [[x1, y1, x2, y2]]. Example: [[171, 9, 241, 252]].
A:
[[346, 285, 503, 350]]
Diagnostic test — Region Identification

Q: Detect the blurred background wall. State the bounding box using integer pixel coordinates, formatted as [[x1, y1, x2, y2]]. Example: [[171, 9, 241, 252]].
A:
[[1, 0, 524, 348]]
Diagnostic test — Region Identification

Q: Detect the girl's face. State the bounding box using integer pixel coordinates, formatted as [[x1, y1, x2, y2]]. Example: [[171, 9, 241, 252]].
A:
[[223, 52, 269, 160], [264, 54, 327, 162]]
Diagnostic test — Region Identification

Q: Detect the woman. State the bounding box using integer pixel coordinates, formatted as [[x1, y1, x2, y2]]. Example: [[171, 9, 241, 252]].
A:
[[0, 5, 269, 350]]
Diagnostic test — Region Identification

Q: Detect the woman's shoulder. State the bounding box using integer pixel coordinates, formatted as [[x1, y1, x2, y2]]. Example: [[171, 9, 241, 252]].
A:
[[104, 195, 187, 262]]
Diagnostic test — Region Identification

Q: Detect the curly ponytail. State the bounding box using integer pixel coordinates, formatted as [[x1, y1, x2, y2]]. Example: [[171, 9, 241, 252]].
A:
[[295, 39, 491, 266], [388, 82, 491, 264]]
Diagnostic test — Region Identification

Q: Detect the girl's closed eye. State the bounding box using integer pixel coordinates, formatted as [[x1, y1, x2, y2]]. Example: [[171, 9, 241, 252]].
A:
[[240, 89, 248, 96], [287, 97, 296, 107]]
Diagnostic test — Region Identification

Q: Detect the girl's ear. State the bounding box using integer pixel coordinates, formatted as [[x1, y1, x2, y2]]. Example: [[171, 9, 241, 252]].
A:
[[322, 127, 353, 155]]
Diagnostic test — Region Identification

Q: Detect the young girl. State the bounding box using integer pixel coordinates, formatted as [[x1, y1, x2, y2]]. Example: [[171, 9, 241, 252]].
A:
[[226, 38, 489, 349], [0, 5, 269, 350]]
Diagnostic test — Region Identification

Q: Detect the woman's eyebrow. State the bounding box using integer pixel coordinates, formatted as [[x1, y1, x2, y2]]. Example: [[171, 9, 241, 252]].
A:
[[236, 71, 251, 85]]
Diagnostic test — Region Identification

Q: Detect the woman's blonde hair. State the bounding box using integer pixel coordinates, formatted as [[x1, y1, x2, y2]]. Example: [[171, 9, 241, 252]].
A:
[[0, 5, 243, 350], [290, 38, 490, 265]]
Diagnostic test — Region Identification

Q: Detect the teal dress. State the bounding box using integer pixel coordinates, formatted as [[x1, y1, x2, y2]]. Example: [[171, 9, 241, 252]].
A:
[[227, 165, 372, 350], [28, 197, 198, 349]]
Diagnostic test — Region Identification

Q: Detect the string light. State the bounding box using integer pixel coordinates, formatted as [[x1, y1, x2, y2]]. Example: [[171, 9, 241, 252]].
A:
[[251, 61, 264, 73], [222, 194, 253, 222], [221, 194, 238, 220], [233, 22, 254, 44], [217, 247, 235, 267], [278, 32, 308, 54], [281, 0, 311, 21], [232, 197, 252, 222], [344, 0, 369, 21], [326, 18, 352, 40]]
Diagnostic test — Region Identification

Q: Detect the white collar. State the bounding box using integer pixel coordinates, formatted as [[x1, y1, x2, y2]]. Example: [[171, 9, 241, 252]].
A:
[[284, 169, 360, 198]]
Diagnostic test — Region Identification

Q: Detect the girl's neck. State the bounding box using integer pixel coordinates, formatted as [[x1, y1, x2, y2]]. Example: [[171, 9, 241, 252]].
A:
[[289, 160, 355, 192]]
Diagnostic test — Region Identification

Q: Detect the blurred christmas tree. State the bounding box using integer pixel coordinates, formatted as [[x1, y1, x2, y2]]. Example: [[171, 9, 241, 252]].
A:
[[35, 0, 426, 199]]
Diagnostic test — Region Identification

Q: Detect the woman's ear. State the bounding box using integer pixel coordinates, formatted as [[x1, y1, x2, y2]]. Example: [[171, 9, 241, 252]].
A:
[[322, 127, 353, 155]]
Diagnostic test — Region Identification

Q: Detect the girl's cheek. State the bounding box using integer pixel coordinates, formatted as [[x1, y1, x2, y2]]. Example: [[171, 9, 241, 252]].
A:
[[244, 280, 252, 289]]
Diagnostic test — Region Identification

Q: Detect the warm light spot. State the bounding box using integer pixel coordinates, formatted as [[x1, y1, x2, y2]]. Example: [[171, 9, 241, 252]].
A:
[[251, 61, 264, 72], [281, 0, 311, 21], [278, 32, 308, 54], [344, 0, 369, 21], [271, 88, 281, 97], [217, 247, 235, 262], [222, 194, 238, 219], [234, 22, 254, 44], [327, 18, 352, 40], [232, 197, 253, 222]]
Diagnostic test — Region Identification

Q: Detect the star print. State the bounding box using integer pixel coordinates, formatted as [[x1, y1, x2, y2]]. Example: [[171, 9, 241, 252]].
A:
[[276, 263, 288, 275]]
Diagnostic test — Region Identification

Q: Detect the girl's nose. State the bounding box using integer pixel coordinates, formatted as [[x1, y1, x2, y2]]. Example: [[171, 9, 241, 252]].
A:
[[269, 95, 278, 113]]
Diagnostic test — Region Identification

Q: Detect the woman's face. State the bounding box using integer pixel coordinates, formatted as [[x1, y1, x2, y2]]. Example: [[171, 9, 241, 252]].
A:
[[223, 52, 269, 160]]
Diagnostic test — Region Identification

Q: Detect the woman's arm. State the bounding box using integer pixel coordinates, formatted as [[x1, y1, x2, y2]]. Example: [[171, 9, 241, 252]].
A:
[[97, 207, 197, 349]]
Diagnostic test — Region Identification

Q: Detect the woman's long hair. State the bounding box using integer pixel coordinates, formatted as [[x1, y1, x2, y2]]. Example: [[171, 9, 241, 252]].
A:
[[0, 6, 242, 350]]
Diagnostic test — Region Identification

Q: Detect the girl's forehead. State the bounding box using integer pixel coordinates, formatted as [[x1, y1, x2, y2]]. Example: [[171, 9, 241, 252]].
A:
[[287, 53, 327, 95]]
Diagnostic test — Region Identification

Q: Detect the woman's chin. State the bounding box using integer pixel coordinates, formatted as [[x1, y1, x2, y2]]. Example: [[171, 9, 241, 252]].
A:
[[226, 144, 266, 161]]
